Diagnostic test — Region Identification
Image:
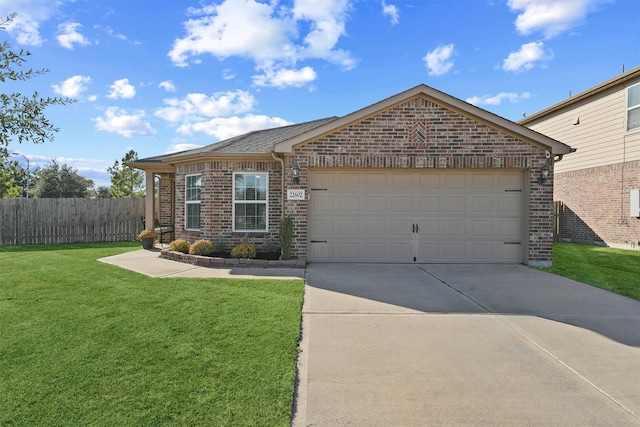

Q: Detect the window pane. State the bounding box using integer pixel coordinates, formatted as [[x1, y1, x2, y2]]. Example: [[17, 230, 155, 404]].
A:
[[186, 204, 200, 229], [233, 173, 268, 231], [186, 175, 201, 201], [628, 107, 640, 131], [235, 202, 266, 231], [629, 85, 640, 108], [234, 175, 245, 200]]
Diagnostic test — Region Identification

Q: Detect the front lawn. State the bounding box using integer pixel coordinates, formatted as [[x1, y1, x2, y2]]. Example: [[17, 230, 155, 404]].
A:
[[0, 242, 304, 426], [540, 242, 640, 301]]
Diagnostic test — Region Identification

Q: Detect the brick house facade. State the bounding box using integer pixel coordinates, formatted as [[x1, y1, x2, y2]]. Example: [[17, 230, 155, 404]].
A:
[[133, 85, 572, 266]]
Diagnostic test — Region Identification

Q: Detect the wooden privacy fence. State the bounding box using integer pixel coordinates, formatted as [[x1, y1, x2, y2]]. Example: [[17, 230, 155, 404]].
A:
[[0, 198, 145, 245]]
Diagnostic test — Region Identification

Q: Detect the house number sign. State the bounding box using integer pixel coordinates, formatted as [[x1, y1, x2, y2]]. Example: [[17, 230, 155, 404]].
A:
[[287, 189, 306, 200]]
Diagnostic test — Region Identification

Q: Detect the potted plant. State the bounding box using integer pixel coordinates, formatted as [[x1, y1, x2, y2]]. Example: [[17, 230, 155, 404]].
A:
[[138, 229, 159, 249]]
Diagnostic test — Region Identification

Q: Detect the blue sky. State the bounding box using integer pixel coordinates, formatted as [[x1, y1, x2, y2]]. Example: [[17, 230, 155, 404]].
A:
[[2, 0, 639, 187]]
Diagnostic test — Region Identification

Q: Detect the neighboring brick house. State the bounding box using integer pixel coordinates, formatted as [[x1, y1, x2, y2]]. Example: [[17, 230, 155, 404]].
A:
[[520, 66, 640, 249], [131, 85, 572, 266]]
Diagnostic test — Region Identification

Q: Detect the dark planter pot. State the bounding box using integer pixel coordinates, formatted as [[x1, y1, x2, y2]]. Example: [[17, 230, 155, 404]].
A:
[[141, 238, 155, 250]]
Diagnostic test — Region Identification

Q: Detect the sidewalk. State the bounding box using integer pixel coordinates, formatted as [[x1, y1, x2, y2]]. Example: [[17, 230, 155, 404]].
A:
[[99, 248, 305, 280]]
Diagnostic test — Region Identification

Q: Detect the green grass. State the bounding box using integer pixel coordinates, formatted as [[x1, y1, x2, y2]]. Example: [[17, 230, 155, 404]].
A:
[[0, 242, 304, 426], [540, 242, 640, 301]]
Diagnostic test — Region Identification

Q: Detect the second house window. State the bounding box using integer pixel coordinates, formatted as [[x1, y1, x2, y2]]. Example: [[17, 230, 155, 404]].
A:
[[233, 172, 268, 231]]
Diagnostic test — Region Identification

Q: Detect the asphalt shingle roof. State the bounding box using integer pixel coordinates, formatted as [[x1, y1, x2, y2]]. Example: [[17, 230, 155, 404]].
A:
[[136, 116, 338, 164]]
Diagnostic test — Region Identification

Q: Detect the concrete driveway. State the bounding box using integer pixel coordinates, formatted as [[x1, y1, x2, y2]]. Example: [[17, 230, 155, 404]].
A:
[[293, 263, 640, 426]]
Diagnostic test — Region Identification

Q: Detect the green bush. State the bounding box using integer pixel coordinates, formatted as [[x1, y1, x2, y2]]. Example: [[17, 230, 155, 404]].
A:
[[189, 239, 215, 256], [279, 217, 293, 260], [230, 243, 257, 259], [169, 239, 191, 254]]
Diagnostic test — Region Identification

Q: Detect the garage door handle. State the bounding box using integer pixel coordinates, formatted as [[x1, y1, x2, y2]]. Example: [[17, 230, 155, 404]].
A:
[[416, 224, 419, 233], [412, 224, 415, 233], [310, 240, 327, 243]]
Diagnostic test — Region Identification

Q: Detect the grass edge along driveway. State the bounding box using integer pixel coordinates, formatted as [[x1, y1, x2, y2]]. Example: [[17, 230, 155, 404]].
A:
[[0, 242, 304, 427], [538, 242, 640, 302]]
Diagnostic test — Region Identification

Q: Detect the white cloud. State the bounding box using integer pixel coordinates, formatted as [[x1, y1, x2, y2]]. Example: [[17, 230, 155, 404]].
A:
[[466, 91, 532, 106], [56, 22, 91, 50], [222, 69, 236, 80], [253, 65, 317, 88], [507, 0, 605, 39], [166, 141, 203, 153], [159, 80, 176, 92], [52, 75, 92, 98], [502, 41, 551, 72], [176, 114, 292, 140], [168, 0, 354, 85], [94, 107, 157, 137], [155, 90, 256, 123], [424, 44, 455, 76], [168, 0, 295, 66], [1, 1, 61, 46], [107, 78, 136, 99], [382, 1, 399, 25]]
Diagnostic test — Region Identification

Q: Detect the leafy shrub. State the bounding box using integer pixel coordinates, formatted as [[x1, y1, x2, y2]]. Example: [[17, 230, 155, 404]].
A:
[[169, 239, 190, 254], [213, 241, 226, 253], [230, 243, 257, 259], [279, 217, 293, 260], [189, 239, 215, 256]]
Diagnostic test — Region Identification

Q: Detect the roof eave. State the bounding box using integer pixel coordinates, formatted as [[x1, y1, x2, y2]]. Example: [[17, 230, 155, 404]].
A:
[[126, 161, 175, 172], [519, 66, 640, 125]]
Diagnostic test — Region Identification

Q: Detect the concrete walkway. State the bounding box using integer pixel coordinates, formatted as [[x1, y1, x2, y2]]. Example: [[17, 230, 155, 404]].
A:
[[294, 263, 640, 426], [100, 251, 640, 425], [98, 248, 305, 280]]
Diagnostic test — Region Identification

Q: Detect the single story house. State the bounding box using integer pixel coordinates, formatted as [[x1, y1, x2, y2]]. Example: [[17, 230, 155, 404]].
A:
[[131, 84, 573, 266], [519, 66, 640, 249]]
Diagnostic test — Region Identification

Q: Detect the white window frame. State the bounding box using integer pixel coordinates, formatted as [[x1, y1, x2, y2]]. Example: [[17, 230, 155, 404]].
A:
[[233, 172, 269, 232], [185, 174, 201, 231], [627, 82, 640, 132]]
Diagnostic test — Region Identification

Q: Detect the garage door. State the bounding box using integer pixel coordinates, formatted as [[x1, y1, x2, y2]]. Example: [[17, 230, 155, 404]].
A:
[[309, 170, 524, 263]]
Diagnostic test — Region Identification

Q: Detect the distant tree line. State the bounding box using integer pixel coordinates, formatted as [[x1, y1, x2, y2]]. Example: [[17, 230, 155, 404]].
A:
[[1, 149, 145, 199]]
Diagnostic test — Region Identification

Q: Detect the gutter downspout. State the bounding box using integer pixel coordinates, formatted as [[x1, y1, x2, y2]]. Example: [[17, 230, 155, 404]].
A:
[[271, 151, 285, 220]]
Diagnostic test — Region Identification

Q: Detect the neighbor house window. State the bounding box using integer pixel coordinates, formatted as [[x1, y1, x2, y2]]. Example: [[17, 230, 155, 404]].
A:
[[628, 83, 640, 131], [185, 174, 201, 230], [233, 172, 268, 231]]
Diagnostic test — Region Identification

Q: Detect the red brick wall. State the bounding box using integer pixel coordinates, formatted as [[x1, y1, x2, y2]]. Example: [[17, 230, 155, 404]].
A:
[[555, 160, 640, 247], [158, 173, 174, 226], [173, 160, 283, 252], [165, 95, 556, 264], [287, 96, 553, 264]]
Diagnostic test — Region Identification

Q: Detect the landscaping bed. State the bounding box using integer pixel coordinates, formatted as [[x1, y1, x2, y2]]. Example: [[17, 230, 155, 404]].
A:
[[160, 248, 306, 268]]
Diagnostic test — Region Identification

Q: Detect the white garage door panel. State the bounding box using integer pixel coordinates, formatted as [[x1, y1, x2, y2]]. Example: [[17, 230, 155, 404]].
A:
[[309, 170, 523, 263]]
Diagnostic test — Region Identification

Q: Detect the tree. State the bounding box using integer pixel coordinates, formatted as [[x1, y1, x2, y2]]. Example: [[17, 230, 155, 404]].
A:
[[108, 149, 144, 198], [0, 13, 74, 149], [90, 185, 112, 198], [0, 13, 74, 194], [31, 160, 93, 198], [0, 147, 27, 198]]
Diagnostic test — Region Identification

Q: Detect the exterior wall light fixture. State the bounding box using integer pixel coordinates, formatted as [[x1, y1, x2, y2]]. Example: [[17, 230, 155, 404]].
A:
[[292, 162, 300, 185], [537, 164, 549, 185]]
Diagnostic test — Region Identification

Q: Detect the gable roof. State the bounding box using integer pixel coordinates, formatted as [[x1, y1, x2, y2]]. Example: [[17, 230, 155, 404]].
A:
[[131, 117, 338, 169], [274, 84, 573, 155], [519, 65, 640, 126], [131, 83, 573, 172]]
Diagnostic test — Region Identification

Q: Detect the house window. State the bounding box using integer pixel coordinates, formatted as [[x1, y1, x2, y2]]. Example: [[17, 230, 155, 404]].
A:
[[233, 172, 268, 231], [628, 83, 640, 131], [185, 174, 201, 230]]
